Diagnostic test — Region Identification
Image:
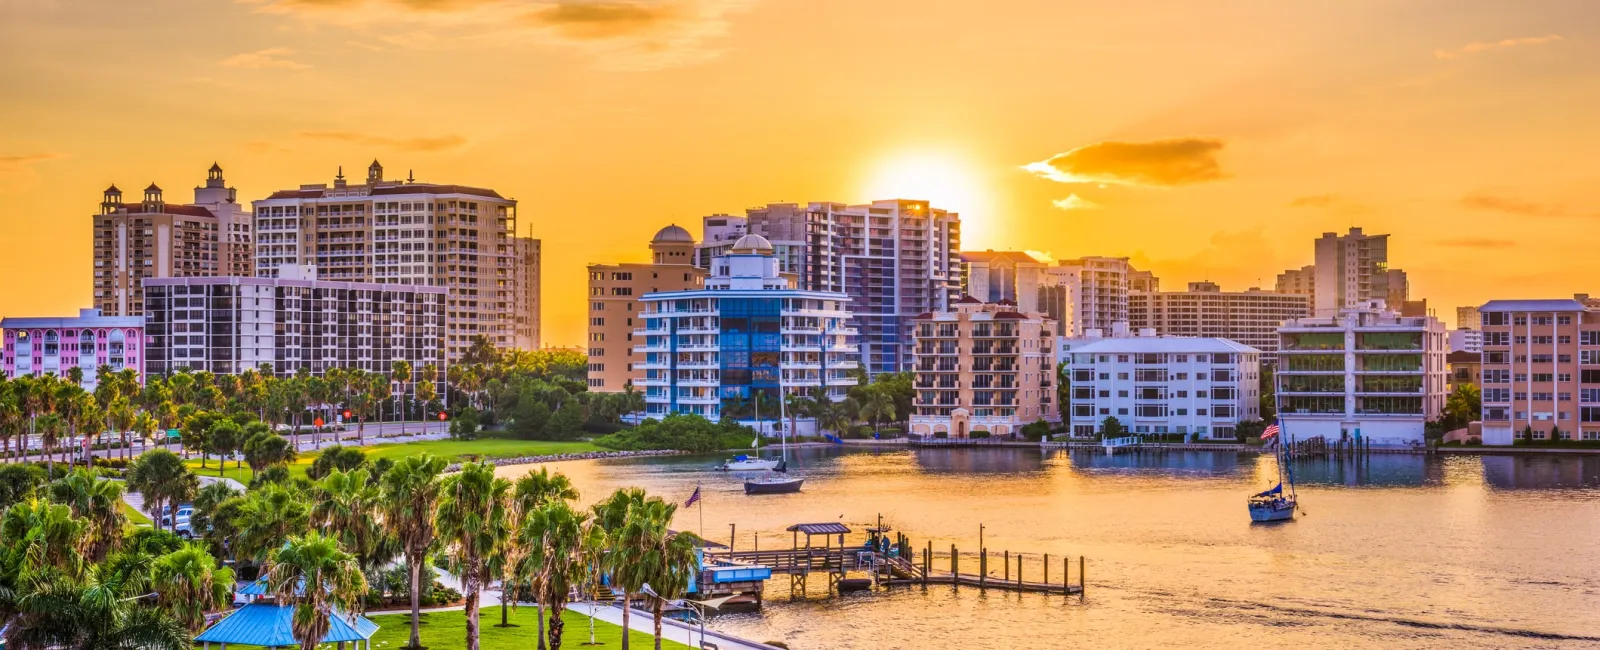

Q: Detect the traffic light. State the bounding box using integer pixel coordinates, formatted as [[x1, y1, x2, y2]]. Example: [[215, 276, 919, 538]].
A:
[[343, 410, 352, 419], [438, 411, 448, 421]]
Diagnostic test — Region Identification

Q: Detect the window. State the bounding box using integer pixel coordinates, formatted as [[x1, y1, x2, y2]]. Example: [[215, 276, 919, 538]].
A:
[[1559, 315, 1574, 326]]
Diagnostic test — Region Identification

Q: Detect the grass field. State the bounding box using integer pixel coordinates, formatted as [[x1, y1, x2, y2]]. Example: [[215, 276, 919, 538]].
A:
[[365, 606, 689, 649], [179, 431, 602, 484], [121, 500, 151, 528]]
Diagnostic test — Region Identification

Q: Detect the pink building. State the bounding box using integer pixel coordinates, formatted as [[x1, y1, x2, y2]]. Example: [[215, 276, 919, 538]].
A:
[[1478, 297, 1600, 444], [2, 308, 145, 390]]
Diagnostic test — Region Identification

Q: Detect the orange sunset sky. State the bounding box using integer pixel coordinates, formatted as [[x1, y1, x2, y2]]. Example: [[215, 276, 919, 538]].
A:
[[3, 0, 1599, 346]]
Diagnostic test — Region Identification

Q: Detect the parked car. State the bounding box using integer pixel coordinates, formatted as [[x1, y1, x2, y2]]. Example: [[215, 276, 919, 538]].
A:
[[159, 505, 195, 538]]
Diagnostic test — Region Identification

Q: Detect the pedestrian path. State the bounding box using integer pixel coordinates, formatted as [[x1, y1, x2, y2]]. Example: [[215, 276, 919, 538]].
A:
[[570, 602, 783, 650]]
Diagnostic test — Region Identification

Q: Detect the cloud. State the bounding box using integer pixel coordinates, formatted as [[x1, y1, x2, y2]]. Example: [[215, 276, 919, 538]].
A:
[[1023, 137, 1227, 187], [1050, 194, 1101, 211], [298, 131, 467, 151], [246, 0, 751, 69], [1434, 34, 1562, 60], [0, 152, 64, 173], [1023, 250, 1055, 264], [1437, 237, 1516, 249], [1286, 194, 1337, 208], [1460, 192, 1583, 218], [219, 47, 312, 70]]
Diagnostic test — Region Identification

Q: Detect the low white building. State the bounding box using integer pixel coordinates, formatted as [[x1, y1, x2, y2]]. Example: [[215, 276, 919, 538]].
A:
[[1276, 306, 1447, 445], [1448, 328, 1483, 353], [1064, 333, 1262, 440]]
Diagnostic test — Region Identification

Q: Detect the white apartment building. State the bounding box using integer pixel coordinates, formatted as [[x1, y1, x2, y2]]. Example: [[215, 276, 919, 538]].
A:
[[1448, 329, 1483, 353], [1041, 257, 1136, 338], [142, 266, 446, 385], [637, 235, 858, 422], [1064, 333, 1262, 440], [1276, 306, 1447, 445], [252, 161, 520, 362], [1129, 281, 1310, 356]]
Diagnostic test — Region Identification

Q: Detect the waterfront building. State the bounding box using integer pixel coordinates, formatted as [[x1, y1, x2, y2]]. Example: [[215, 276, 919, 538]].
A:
[[1449, 328, 1483, 353], [1040, 256, 1137, 338], [1313, 227, 1400, 316], [1477, 297, 1600, 444], [586, 226, 707, 391], [908, 298, 1058, 439], [959, 251, 1045, 313], [142, 265, 445, 385], [1457, 305, 1482, 330], [252, 162, 520, 362], [1447, 350, 1480, 392], [1128, 281, 1311, 357], [1063, 332, 1261, 440], [513, 236, 542, 350], [1386, 269, 1410, 309], [637, 234, 858, 422], [692, 214, 749, 269], [93, 163, 253, 317], [1275, 264, 1316, 306], [2, 309, 145, 390], [1275, 306, 1448, 444]]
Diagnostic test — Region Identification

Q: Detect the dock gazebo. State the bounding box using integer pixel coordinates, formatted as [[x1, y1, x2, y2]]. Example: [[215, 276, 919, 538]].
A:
[[194, 602, 379, 649], [786, 522, 852, 595]]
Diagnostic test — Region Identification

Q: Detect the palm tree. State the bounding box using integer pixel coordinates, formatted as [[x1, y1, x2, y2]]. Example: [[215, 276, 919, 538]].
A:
[[416, 363, 440, 424], [231, 483, 311, 561], [109, 396, 135, 462], [380, 453, 449, 650], [132, 411, 158, 459], [784, 391, 814, 439], [304, 376, 329, 450], [151, 542, 236, 632], [5, 568, 190, 650], [0, 497, 88, 580], [35, 413, 64, 473], [859, 388, 896, 439], [66, 391, 100, 468], [435, 461, 511, 650], [366, 373, 389, 444], [617, 497, 696, 650], [46, 468, 126, 562], [243, 424, 297, 472], [265, 532, 369, 650], [311, 468, 387, 573], [524, 500, 595, 650], [620, 383, 646, 418], [503, 468, 579, 642], [392, 360, 413, 436], [0, 383, 22, 461], [591, 488, 650, 650], [127, 449, 199, 534]]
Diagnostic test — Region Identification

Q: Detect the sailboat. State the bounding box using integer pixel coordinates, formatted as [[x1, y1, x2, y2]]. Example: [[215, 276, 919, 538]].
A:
[[745, 391, 802, 495], [717, 394, 783, 471], [1248, 421, 1298, 522]]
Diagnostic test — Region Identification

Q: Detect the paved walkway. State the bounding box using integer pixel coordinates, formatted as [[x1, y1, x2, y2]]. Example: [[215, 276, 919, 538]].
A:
[[571, 602, 782, 650]]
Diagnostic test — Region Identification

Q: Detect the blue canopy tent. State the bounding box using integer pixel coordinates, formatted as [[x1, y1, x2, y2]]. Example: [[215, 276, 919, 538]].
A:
[[194, 602, 379, 649]]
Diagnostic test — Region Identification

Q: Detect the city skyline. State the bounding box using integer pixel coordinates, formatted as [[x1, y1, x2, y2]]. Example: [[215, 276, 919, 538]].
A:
[[6, 1, 1600, 345]]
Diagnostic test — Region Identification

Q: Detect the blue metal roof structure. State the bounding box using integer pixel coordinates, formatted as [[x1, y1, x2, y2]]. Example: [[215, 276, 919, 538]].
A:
[[195, 603, 378, 647]]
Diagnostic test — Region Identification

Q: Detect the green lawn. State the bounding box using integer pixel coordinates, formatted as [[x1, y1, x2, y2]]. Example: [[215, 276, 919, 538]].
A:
[[366, 606, 689, 649], [121, 500, 151, 528], [178, 433, 601, 484]]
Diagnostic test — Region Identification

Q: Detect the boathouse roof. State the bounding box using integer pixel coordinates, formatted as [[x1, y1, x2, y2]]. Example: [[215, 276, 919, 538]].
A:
[[787, 522, 851, 535]]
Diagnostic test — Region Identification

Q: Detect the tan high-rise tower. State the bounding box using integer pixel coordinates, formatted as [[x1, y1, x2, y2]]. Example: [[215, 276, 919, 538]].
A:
[[585, 225, 707, 391]]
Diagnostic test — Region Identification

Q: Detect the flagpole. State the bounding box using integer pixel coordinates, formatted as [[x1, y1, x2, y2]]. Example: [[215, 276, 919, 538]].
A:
[[698, 483, 704, 540]]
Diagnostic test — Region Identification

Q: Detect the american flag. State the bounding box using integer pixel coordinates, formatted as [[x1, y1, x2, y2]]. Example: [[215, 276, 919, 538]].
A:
[[684, 485, 702, 508], [1261, 423, 1281, 440]]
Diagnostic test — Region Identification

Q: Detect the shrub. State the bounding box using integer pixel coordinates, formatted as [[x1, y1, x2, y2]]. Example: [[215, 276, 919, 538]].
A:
[[594, 413, 755, 452], [970, 431, 992, 439], [1020, 419, 1052, 441], [449, 406, 481, 440], [307, 445, 368, 480]]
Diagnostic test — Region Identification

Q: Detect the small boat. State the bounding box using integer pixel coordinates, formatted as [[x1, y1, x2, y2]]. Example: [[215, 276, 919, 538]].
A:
[[717, 455, 782, 472], [1248, 484, 1296, 522], [743, 475, 803, 495], [836, 578, 872, 592]]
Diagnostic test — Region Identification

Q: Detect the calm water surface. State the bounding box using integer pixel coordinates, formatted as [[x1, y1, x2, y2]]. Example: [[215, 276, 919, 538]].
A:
[[499, 449, 1600, 649]]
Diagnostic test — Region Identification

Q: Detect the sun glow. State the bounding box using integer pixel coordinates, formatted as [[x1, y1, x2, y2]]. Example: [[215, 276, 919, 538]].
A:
[[862, 153, 986, 216]]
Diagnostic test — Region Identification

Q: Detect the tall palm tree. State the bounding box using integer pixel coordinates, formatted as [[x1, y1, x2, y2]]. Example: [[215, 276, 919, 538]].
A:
[[5, 568, 190, 650], [311, 468, 387, 573], [266, 532, 369, 650], [66, 391, 100, 468], [380, 453, 449, 650], [34, 413, 65, 476], [231, 483, 311, 561], [503, 468, 579, 642], [435, 461, 510, 650], [166, 372, 194, 407], [859, 388, 895, 439], [0, 382, 22, 461], [132, 411, 159, 457], [243, 424, 297, 472], [367, 373, 389, 443], [619, 498, 697, 650], [127, 449, 199, 534], [151, 542, 236, 633], [524, 500, 595, 650], [591, 487, 649, 650], [282, 378, 309, 449], [620, 383, 646, 418], [391, 360, 413, 436], [416, 363, 440, 425], [0, 497, 88, 580], [109, 396, 135, 462], [46, 468, 126, 562]]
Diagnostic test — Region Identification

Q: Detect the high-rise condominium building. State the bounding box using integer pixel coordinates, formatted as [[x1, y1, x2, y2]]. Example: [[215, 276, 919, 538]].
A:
[[586, 226, 707, 391], [637, 234, 858, 423], [909, 297, 1058, 440], [513, 236, 542, 350], [252, 161, 520, 362], [1275, 265, 1316, 305], [142, 266, 446, 384], [1276, 306, 1447, 444], [960, 251, 1045, 313], [1129, 281, 1311, 356], [2, 309, 145, 390], [1457, 306, 1482, 331], [93, 163, 253, 317], [1040, 257, 1136, 338], [1063, 334, 1261, 441], [693, 214, 749, 269], [1386, 269, 1410, 309], [1313, 227, 1395, 316], [1477, 298, 1600, 445]]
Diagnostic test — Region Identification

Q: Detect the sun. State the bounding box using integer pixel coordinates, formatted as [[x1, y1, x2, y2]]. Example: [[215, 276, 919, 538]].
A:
[[861, 153, 985, 215]]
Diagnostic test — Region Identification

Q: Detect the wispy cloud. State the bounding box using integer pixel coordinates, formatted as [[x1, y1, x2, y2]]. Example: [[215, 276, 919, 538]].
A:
[[220, 47, 313, 70], [1024, 137, 1227, 187], [1460, 192, 1590, 218], [298, 131, 467, 151], [247, 0, 752, 69], [1437, 237, 1516, 249], [1285, 193, 1372, 213], [1051, 194, 1102, 211], [1434, 34, 1563, 60], [1024, 250, 1055, 264], [0, 152, 65, 173]]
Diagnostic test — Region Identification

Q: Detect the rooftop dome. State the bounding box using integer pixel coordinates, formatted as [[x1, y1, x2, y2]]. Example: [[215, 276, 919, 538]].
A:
[[651, 224, 694, 243], [730, 233, 774, 254]]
